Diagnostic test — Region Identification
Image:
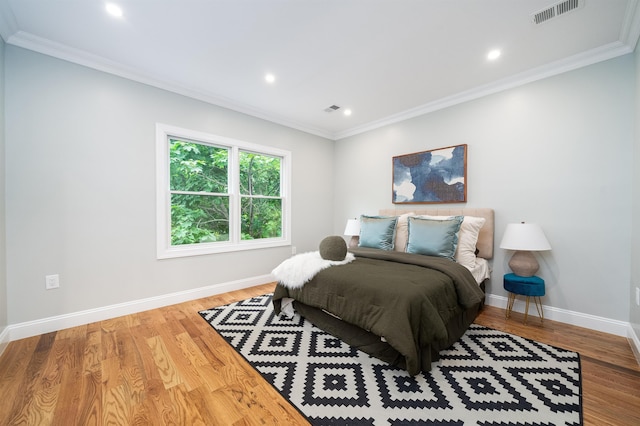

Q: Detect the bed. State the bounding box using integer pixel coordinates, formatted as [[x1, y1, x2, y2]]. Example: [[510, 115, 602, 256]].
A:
[[272, 208, 494, 376]]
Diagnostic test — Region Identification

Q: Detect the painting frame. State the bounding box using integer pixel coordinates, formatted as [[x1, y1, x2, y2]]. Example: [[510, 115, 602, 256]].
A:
[[392, 144, 467, 204]]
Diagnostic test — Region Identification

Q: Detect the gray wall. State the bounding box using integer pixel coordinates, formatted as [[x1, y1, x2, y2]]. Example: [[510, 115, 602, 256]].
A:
[[334, 54, 635, 322], [0, 38, 6, 334], [5, 46, 335, 324], [631, 45, 640, 338]]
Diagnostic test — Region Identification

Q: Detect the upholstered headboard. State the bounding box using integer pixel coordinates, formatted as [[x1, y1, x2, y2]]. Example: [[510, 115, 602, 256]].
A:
[[379, 208, 495, 259]]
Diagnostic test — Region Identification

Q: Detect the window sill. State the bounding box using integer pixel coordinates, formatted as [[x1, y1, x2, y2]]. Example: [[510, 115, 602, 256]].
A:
[[157, 238, 291, 259]]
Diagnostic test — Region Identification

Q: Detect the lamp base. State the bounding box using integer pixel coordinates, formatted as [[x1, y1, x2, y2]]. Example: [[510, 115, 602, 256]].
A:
[[508, 250, 539, 277], [348, 236, 359, 249]]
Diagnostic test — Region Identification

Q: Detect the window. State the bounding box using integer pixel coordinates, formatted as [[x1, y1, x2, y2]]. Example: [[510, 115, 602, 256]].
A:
[[156, 124, 291, 258]]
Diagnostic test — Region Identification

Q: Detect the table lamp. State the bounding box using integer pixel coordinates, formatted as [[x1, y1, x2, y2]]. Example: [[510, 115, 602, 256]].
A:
[[499, 222, 551, 277], [343, 218, 360, 248]]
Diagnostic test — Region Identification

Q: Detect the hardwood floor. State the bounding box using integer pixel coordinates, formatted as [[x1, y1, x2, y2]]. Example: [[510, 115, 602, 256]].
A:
[[0, 282, 638, 425]]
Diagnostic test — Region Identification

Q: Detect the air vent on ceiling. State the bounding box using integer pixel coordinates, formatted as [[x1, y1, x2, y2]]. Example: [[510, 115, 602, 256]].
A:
[[323, 104, 341, 113], [532, 0, 583, 25]]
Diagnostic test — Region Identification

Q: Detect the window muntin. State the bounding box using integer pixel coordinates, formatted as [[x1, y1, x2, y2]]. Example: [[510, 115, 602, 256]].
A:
[[156, 124, 291, 258]]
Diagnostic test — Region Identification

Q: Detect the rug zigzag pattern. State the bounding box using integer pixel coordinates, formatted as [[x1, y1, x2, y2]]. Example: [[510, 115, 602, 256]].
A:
[[199, 294, 582, 425]]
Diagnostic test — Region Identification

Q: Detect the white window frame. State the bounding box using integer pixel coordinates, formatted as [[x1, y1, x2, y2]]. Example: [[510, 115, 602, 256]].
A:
[[156, 123, 291, 259]]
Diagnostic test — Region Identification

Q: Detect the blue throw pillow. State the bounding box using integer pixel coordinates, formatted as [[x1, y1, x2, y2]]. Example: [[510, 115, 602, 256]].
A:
[[358, 215, 398, 251], [406, 216, 464, 259]]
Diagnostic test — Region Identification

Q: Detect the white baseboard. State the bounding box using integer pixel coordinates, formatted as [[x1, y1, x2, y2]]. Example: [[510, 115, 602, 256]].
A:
[[485, 294, 630, 337], [8, 274, 273, 341], [0, 326, 10, 358], [628, 325, 640, 366], [4, 279, 634, 344]]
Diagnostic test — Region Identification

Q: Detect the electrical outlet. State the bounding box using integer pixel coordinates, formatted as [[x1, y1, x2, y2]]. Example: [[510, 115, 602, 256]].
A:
[[636, 287, 640, 306], [292, 246, 297, 255], [45, 274, 60, 290]]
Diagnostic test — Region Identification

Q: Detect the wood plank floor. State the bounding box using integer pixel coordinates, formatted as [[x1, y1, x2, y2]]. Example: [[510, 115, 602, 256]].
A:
[[0, 282, 638, 425]]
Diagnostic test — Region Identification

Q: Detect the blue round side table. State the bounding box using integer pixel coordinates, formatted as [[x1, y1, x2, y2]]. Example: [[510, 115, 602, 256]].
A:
[[503, 273, 545, 324]]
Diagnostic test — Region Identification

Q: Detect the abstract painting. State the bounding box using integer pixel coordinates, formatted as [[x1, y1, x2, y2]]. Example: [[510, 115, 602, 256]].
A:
[[392, 144, 467, 204]]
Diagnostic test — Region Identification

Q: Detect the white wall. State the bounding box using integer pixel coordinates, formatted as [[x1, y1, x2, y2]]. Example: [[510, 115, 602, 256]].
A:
[[0, 38, 7, 336], [5, 46, 335, 325], [334, 54, 635, 323], [631, 45, 640, 339]]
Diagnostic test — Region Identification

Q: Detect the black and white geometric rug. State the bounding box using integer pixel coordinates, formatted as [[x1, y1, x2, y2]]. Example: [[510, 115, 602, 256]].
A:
[[199, 294, 583, 426]]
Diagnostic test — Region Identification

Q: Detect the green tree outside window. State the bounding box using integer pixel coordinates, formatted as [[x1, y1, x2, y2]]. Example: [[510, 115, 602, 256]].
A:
[[169, 140, 283, 245]]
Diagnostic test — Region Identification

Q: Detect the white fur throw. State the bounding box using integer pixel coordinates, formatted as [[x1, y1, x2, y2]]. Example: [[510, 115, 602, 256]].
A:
[[271, 251, 355, 289]]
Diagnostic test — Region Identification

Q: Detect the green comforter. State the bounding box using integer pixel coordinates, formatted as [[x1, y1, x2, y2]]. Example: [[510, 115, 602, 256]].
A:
[[272, 247, 485, 375]]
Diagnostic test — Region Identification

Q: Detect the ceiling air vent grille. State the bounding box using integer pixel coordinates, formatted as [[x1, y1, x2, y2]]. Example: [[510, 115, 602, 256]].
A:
[[532, 0, 582, 25], [323, 104, 341, 113]]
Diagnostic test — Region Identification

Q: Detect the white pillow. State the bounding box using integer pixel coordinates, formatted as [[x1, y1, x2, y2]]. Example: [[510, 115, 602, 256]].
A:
[[393, 212, 415, 252], [456, 216, 486, 267], [413, 215, 485, 268]]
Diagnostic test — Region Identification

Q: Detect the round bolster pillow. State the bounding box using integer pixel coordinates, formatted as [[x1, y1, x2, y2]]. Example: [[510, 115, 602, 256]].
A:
[[319, 236, 347, 261]]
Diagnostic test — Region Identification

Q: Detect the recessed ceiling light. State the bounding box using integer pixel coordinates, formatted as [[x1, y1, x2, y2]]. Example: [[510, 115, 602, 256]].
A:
[[105, 3, 123, 18], [487, 49, 501, 61], [265, 73, 276, 84], [343, 109, 352, 116]]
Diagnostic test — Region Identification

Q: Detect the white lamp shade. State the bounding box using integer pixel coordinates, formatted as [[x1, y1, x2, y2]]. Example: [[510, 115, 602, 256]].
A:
[[500, 223, 551, 251], [343, 219, 360, 236]]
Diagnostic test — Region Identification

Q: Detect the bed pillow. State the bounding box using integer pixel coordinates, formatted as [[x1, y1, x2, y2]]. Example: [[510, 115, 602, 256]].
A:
[[406, 216, 463, 259], [456, 216, 486, 267], [319, 235, 348, 261], [393, 212, 415, 252], [416, 215, 486, 268], [359, 215, 398, 250]]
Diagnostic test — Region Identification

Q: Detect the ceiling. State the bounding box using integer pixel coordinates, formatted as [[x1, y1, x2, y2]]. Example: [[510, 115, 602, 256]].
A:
[[0, 0, 638, 140]]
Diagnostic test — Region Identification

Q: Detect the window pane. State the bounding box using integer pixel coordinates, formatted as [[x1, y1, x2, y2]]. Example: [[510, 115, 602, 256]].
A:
[[239, 152, 281, 196], [170, 139, 228, 193], [171, 194, 229, 245], [241, 197, 282, 240]]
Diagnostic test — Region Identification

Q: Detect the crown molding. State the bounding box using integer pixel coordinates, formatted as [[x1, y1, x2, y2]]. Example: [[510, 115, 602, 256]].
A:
[[621, 0, 640, 49], [6, 31, 335, 140], [3, 0, 639, 143], [334, 40, 635, 140], [335, 1, 640, 140], [0, 0, 17, 42]]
